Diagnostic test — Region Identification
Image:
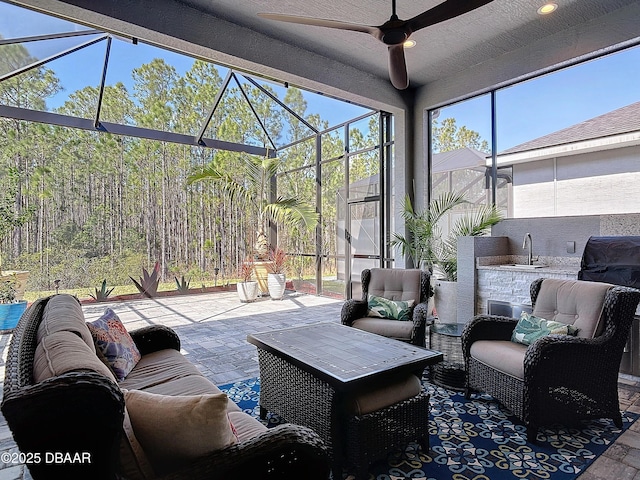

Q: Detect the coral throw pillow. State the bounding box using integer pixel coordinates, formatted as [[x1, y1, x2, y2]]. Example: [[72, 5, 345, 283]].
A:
[[87, 308, 141, 381]]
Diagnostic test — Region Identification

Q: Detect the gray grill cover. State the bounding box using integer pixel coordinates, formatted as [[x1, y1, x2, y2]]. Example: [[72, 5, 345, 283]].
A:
[[578, 236, 640, 288]]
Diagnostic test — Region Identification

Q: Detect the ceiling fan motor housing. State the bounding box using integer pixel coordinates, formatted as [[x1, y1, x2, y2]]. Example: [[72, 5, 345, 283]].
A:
[[381, 28, 409, 45]]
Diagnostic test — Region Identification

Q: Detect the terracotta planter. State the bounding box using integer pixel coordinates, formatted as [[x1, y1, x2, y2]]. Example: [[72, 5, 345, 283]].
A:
[[267, 273, 286, 300], [237, 281, 259, 303], [0, 300, 27, 331]]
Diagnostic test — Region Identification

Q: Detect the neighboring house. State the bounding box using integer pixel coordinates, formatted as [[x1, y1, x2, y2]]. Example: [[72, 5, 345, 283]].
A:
[[337, 102, 640, 283], [494, 101, 640, 218]]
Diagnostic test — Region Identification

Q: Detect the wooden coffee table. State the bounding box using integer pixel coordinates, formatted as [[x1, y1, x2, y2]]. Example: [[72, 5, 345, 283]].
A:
[[247, 322, 442, 478]]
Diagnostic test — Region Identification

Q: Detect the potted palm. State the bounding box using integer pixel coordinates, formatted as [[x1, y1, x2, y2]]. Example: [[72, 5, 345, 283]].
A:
[[0, 275, 27, 330], [267, 246, 288, 300], [187, 151, 318, 262], [391, 192, 502, 323], [237, 256, 259, 303]]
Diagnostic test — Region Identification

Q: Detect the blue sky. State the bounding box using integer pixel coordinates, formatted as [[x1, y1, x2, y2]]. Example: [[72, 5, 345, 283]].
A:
[[436, 45, 640, 151], [0, 1, 370, 130], [2, 0, 640, 150]]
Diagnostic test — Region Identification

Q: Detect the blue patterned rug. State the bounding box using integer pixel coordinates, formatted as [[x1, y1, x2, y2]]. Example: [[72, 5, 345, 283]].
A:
[[219, 377, 637, 480]]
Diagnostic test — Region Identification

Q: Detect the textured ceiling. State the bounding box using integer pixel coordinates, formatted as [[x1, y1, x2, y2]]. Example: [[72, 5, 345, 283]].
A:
[[176, 0, 640, 88]]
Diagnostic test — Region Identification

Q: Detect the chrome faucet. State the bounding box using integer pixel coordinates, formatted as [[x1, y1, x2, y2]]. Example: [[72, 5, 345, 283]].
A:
[[523, 233, 533, 265]]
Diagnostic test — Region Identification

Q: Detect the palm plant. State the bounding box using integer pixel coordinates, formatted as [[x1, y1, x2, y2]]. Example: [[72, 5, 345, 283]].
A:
[[187, 153, 318, 259], [391, 192, 502, 281], [435, 204, 504, 281]]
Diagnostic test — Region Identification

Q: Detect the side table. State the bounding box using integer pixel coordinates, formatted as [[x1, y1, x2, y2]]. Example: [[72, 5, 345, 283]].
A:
[[428, 322, 465, 390]]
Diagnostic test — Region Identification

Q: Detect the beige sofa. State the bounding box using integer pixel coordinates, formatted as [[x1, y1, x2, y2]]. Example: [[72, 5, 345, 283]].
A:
[[1, 294, 328, 480]]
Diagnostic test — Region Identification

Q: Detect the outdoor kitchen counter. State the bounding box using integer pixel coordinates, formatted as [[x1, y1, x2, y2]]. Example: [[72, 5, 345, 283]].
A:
[[475, 256, 580, 315], [477, 264, 580, 275], [476, 255, 581, 275]]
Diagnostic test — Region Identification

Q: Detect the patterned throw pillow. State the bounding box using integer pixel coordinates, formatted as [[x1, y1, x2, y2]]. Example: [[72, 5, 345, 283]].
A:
[[87, 308, 141, 381], [511, 311, 579, 346], [367, 294, 415, 321]]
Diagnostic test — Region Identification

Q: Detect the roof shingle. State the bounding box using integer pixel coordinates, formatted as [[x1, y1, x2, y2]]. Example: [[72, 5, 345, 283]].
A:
[[500, 100, 640, 155]]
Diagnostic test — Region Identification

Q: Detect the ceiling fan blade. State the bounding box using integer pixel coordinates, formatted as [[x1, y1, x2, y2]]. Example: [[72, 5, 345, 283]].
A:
[[388, 44, 408, 90], [258, 13, 378, 36], [407, 0, 494, 33]]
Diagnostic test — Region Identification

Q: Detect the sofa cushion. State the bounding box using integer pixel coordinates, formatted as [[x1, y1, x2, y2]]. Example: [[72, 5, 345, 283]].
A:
[[228, 411, 268, 443], [352, 317, 415, 341], [119, 349, 204, 390], [33, 330, 117, 383], [470, 340, 527, 380], [511, 312, 579, 346], [532, 279, 611, 338], [367, 294, 414, 321], [137, 375, 242, 414], [345, 374, 422, 415], [87, 308, 141, 381], [38, 294, 95, 351], [124, 390, 238, 474]]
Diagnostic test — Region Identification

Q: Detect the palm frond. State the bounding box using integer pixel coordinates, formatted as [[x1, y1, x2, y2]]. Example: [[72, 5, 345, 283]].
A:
[[187, 164, 251, 206], [393, 192, 503, 281], [451, 204, 503, 238], [265, 197, 318, 230], [428, 191, 467, 223]]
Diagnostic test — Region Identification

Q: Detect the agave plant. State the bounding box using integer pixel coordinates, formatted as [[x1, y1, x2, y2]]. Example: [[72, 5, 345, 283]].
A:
[[187, 152, 318, 260], [130, 262, 160, 298], [391, 192, 503, 282], [89, 279, 115, 302], [175, 275, 190, 293]]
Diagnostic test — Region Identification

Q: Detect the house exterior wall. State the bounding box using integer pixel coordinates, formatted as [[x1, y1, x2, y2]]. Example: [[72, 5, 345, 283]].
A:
[[512, 145, 640, 217]]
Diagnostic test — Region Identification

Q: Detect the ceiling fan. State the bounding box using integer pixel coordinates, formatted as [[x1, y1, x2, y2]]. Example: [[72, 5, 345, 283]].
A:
[[258, 0, 494, 90]]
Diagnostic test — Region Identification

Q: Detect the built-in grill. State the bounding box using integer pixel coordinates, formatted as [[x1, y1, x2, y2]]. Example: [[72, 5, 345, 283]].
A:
[[578, 236, 640, 288], [579, 236, 640, 376]]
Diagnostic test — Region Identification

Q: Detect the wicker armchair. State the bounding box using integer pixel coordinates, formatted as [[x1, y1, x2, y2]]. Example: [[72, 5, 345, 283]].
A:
[[462, 278, 640, 443], [341, 268, 431, 347]]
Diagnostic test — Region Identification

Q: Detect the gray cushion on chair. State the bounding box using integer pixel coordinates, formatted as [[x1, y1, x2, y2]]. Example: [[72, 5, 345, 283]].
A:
[[367, 268, 421, 303], [470, 340, 527, 380], [532, 279, 611, 338]]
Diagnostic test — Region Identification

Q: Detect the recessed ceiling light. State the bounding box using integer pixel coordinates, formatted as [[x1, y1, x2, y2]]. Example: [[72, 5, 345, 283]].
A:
[[403, 39, 416, 48], [537, 3, 558, 15]]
